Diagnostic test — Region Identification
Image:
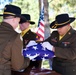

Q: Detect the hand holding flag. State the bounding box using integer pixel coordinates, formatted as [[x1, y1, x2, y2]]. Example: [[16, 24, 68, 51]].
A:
[[42, 42, 53, 51], [23, 40, 54, 60]]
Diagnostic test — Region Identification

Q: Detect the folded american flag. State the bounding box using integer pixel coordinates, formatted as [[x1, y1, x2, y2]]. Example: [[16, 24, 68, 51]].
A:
[[23, 41, 54, 60]]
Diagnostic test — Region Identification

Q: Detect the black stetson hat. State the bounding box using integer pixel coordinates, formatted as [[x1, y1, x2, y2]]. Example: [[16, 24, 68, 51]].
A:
[[20, 14, 35, 25], [0, 4, 26, 22], [50, 14, 75, 29]]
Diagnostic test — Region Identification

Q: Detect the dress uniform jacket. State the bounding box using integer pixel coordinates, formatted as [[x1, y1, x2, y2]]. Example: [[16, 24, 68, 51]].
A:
[[45, 27, 76, 75], [0, 22, 30, 75], [22, 29, 38, 48], [12, 29, 42, 75], [22, 29, 42, 68]]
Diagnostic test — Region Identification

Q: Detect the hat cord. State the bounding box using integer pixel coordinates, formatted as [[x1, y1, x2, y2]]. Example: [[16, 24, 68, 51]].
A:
[[52, 20, 70, 28]]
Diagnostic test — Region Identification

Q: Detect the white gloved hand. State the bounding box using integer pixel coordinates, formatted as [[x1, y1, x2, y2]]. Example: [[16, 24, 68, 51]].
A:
[[42, 42, 53, 51], [26, 40, 37, 47], [26, 53, 40, 60]]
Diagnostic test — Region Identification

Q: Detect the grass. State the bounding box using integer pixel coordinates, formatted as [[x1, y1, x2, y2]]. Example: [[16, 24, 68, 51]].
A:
[[41, 59, 50, 69]]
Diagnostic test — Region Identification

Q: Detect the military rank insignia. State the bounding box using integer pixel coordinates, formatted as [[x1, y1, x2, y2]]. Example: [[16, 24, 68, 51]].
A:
[[61, 42, 70, 47]]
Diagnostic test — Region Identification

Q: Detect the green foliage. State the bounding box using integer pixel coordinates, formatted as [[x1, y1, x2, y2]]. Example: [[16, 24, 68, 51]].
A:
[[0, 17, 3, 22], [66, 0, 76, 6], [0, 10, 3, 22], [11, 0, 39, 27], [48, 0, 76, 27], [0, 0, 76, 27], [42, 60, 50, 69]]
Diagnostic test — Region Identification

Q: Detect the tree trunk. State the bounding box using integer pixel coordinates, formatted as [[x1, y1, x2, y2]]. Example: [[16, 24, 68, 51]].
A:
[[43, 0, 50, 39], [39, 0, 50, 39]]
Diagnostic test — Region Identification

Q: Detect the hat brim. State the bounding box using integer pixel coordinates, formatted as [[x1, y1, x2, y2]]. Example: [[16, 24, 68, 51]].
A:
[[29, 21, 35, 24], [0, 14, 26, 23], [50, 18, 75, 29], [19, 20, 35, 25], [0, 14, 23, 18]]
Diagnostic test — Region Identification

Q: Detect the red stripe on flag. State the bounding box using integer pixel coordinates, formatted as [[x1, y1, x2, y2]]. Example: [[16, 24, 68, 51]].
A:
[[40, 22, 44, 27], [38, 27, 44, 33], [36, 1, 44, 41]]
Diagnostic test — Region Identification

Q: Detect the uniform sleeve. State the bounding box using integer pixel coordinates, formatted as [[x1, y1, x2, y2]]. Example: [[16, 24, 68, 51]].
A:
[[11, 34, 30, 71]]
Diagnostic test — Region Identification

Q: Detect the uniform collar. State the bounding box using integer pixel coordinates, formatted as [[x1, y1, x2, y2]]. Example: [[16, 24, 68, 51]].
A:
[[59, 27, 71, 40], [59, 27, 75, 42], [21, 27, 30, 37]]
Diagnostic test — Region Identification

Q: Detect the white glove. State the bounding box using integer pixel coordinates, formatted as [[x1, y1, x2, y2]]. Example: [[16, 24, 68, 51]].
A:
[[17, 69, 24, 72], [26, 53, 40, 60], [26, 40, 37, 47], [42, 42, 53, 51]]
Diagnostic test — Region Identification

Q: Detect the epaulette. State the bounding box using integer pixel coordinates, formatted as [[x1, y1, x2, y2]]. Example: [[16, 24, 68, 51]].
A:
[[36, 35, 40, 41]]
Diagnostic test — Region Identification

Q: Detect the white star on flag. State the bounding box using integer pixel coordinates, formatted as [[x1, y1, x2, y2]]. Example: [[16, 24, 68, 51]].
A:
[[44, 54, 49, 57], [33, 46, 38, 50]]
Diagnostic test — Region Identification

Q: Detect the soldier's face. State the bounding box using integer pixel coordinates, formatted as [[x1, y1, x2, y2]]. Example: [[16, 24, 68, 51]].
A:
[[57, 24, 70, 36], [20, 22, 30, 31], [13, 17, 20, 29]]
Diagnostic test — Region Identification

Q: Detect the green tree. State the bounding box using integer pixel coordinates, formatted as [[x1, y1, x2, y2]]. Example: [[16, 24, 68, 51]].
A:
[[0, 0, 76, 28], [11, 0, 39, 27], [48, 0, 76, 28]]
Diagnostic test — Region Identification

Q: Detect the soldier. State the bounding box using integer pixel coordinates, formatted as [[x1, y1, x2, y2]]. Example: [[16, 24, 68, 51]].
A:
[[12, 14, 42, 75], [45, 13, 76, 75], [0, 5, 30, 75]]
